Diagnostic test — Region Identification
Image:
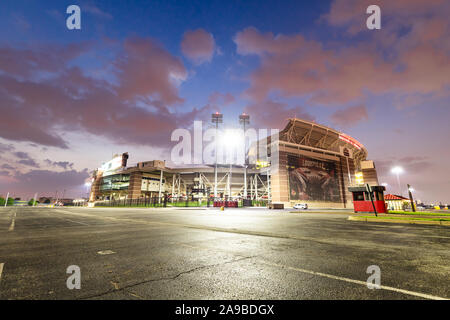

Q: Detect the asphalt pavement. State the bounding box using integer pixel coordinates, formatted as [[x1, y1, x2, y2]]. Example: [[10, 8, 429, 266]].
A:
[[0, 206, 449, 300]]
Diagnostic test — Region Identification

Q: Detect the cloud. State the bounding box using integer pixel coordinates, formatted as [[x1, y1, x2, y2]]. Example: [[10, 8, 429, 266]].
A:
[[117, 37, 187, 104], [244, 100, 315, 129], [330, 105, 368, 127], [0, 170, 10, 176], [0, 37, 210, 149], [0, 143, 14, 152], [84, 4, 113, 19], [44, 159, 74, 170], [181, 29, 216, 65], [233, 1, 450, 107], [13, 151, 30, 159], [17, 159, 40, 168], [375, 156, 433, 178], [0, 169, 90, 198], [1, 164, 15, 170], [322, 0, 447, 35]]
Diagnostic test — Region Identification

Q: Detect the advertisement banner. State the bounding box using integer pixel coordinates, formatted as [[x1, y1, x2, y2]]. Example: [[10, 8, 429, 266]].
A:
[[288, 155, 341, 202]]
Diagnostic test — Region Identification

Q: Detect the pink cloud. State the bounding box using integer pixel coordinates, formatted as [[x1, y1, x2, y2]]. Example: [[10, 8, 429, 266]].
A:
[[117, 37, 187, 104], [0, 168, 90, 199], [244, 100, 315, 129], [181, 29, 215, 64], [0, 38, 211, 149], [330, 105, 368, 127], [233, 2, 450, 106]]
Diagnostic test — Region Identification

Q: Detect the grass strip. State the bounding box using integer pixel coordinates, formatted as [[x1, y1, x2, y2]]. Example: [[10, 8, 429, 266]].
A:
[[361, 216, 450, 222]]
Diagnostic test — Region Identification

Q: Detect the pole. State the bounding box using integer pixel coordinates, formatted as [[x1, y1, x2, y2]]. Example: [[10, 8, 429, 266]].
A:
[[158, 170, 163, 204], [396, 173, 402, 197], [229, 164, 232, 198], [407, 184, 416, 212], [366, 184, 377, 217], [4, 192, 9, 207], [346, 157, 352, 185], [239, 113, 250, 199], [172, 174, 175, 203], [33, 193, 38, 207], [214, 121, 218, 198]]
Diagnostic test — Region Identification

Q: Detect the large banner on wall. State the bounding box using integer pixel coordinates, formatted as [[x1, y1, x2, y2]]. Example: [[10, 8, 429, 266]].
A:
[[288, 155, 341, 202]]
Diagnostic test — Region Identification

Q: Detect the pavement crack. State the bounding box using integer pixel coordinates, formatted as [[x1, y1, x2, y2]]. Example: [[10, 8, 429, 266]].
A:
[[77, 255, 257, 300]]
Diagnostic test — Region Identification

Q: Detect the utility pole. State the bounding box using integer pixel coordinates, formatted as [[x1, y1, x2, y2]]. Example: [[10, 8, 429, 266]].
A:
[[211, 112, 223, 199], [239, 113, 250, 199], [407, 184, 416, 212]]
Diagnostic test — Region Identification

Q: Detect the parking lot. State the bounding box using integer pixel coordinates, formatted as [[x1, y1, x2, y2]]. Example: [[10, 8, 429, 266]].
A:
[[0, 206, 449, 300]]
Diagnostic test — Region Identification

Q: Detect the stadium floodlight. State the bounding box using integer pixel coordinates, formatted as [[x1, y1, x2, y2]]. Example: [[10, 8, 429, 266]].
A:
[[239, 113, 250, 126], [211, 112, 223, 124]]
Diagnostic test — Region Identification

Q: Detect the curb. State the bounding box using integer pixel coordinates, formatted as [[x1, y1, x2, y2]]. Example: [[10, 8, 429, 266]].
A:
[[348, 215, 450, 227], [290, 211, 354, 214]]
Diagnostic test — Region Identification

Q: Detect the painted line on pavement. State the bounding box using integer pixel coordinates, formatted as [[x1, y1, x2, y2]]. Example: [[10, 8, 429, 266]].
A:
[[260, 261, 448, 300], [0, 263, 4, 282], [8, 211, 16, 231]]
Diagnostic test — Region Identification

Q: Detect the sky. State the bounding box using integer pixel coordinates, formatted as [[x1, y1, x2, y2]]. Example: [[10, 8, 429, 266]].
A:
[[0, 0, 449, 203]]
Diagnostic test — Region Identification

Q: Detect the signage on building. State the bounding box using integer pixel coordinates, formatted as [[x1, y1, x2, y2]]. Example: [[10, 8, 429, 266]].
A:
[[99, 153, 128, 177]]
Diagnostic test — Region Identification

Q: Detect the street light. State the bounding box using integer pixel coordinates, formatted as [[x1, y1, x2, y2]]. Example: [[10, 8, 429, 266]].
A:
[[407, 184, 416, 212], [391, 166, 404, 196], [239, 113, 250, 199]]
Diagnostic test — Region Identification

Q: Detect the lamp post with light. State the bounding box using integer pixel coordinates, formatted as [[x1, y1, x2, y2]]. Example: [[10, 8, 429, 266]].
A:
[[239, 113, 250, 199], [391, 166, 404, 196], [211, 112, 223, 199], [407, 184, 416, 212]]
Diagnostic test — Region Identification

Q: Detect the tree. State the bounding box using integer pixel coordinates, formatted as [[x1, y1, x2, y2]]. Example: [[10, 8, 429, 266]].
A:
[[28, 199, 39, 206], [0, 197, 14, 206]]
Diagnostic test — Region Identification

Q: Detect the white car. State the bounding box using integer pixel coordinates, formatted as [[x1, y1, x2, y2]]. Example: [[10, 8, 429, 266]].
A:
[[293, 203, 308, 210]]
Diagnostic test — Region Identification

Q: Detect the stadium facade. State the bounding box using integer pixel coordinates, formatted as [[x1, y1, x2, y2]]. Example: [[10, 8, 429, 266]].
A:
[[89, 118, 379, 208]]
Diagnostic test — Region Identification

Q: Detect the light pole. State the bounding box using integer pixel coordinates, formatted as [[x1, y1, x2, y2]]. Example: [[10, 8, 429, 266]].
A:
[[391, 166, 404, 196], [407, 184, 416, 212], [211, 112, 223, 199], [4, 192, 9, 207], [239, 113, 250, 199]]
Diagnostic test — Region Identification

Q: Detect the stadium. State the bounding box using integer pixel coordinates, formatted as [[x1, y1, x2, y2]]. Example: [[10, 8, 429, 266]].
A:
[[89, 118, 379, 209]]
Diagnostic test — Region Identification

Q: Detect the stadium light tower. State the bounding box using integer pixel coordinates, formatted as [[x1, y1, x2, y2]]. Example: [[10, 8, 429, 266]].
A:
[[391, 166, 404, 196], [239, 113, 250, 198], [212, 112, 223, 198]]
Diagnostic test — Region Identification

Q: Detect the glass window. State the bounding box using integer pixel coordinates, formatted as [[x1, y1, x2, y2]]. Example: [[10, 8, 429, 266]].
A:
[[353, 192, 364, 201]]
